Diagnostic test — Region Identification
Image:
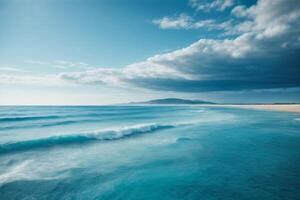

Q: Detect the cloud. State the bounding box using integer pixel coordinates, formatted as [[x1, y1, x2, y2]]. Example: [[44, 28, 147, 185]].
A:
[[24, 60, 49, 65], [231, 5, 249, 18], [152, 14, 193, 29], [52, 60, 94, 70], [24, 60, 95, 70], [189, 0, 235, 12], [58, 68, 122, 86], [3, 0, 300, 94], [153, 14, 234, 31], [0, 67, 27, 73], [60, 0, 300, 92], [58, 63, 193, 88], [0, 74, 67, 86]]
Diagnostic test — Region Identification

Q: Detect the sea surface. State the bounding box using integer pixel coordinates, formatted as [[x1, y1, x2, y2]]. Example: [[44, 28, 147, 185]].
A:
[[0, 105, 299, 200]]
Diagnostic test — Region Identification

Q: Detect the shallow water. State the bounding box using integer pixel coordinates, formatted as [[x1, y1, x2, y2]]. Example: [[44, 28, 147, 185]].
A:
[[0, 105, 299, 199]]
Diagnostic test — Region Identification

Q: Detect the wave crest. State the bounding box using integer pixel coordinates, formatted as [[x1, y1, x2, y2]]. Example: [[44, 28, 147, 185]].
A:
[[0, 123, 175, 154]]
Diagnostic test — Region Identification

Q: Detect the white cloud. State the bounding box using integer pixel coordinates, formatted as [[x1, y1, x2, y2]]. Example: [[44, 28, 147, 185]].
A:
[[233, 0, 300, 39], [52, 60, 93, 70], [24, 60, 49, 65], [231, 5, 249, 18], [0, 74, 68, 86], [152, 14, 193, 29], [153, 14, 234, 31], [24, 60, 95, 70], [0, 67, 27, 73], [189, 0, 235, 12], [58, 68, 122, 86], [58, 63, 194, 87]]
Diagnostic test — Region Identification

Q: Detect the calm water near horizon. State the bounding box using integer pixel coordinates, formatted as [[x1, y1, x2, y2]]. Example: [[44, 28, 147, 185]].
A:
[[0, 105, 299, 199]]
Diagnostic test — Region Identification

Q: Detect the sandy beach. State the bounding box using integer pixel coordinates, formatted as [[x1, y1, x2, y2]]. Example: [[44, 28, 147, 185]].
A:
[[209, 104, 300, 113]]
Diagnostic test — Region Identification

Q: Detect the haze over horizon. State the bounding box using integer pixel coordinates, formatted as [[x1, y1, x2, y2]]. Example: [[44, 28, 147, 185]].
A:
[[1, 0, 300, 105]]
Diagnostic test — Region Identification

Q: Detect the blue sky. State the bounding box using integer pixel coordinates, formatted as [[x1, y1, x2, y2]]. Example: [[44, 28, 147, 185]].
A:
[[0, 0, 199, 70], [0, 0, 300, 105]]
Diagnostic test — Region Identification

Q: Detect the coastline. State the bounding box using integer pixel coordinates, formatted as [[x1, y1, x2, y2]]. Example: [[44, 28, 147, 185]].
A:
[[207, 104, 300, 113]]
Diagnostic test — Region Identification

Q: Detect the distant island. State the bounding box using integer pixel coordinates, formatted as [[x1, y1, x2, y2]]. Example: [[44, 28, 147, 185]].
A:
[[130, 98, 215, 105]]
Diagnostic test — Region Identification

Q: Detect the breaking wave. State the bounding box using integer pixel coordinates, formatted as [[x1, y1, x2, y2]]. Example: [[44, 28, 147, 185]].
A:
[[0, 123, 175, 154]]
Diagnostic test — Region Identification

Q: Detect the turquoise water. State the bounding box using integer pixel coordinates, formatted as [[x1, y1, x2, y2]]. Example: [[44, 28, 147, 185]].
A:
[[0, 105, 299, 199]]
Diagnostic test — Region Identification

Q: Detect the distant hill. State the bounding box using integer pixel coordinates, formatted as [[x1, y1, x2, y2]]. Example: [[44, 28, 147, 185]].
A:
[[131, 98, 215, 105]]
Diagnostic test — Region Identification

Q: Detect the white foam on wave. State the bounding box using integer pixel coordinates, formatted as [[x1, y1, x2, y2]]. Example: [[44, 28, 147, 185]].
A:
[[89, 123, 168, 140], [0, 160, 33, 186], [0, 159, 71, 186]]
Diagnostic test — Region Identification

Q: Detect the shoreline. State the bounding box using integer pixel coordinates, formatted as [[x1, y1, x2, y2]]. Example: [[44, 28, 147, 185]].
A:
[[207, 104, 300, 113]]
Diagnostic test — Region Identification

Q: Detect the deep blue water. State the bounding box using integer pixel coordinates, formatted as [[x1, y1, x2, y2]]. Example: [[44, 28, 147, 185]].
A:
[[0, 105, 299, 200]]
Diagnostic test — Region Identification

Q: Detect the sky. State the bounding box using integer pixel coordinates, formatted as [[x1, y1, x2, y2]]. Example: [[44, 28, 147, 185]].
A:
[[0, 0, 300, 105]]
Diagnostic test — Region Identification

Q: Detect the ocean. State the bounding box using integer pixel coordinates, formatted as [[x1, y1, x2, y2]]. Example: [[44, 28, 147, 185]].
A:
[[0, 105, 299, 199]]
